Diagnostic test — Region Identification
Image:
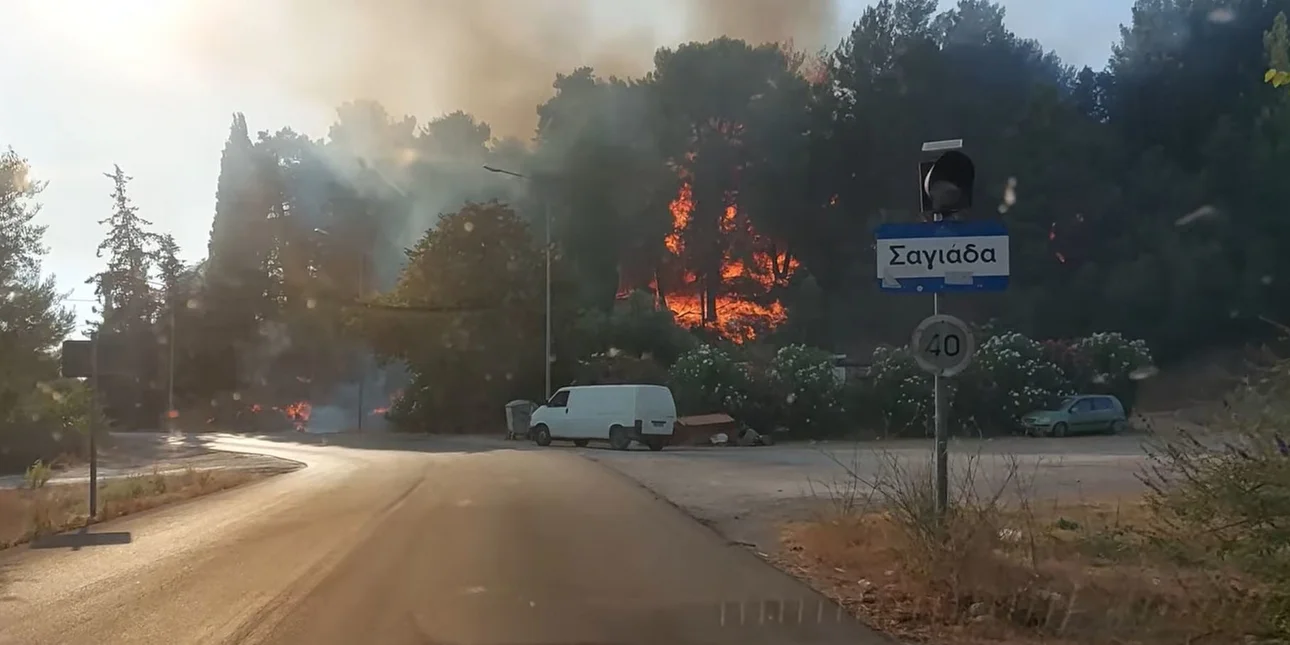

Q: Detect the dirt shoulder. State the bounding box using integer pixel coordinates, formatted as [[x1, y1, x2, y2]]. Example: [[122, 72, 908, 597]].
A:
[[0, 437, 304, 549], [0, 433, 301, 489], [583, 436, 1148, 555]]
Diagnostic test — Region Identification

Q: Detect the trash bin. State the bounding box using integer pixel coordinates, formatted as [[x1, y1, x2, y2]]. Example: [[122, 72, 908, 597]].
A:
[[504, 400, 537, 440]]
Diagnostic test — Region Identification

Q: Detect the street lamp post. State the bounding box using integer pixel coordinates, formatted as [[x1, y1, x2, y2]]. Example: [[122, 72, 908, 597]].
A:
[[142, 279, 177, 432], [315, 228, 367, 431], [483, 165, 553, 400], [167, 307, 175, 429]]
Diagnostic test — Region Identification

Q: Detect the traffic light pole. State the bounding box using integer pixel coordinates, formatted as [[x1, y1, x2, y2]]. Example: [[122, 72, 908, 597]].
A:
[[919, 138, 972, 522], [932, 214, 949, 518]]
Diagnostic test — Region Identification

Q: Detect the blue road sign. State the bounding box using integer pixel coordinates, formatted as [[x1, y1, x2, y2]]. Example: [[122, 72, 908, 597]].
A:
[[874, 220, 1010, 293]]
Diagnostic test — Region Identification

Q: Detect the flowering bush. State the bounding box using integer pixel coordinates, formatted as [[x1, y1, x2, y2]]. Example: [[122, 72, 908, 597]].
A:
[[766, 344, 844, 436], [859, 330, 1151, 436], [1071, 332, 1154, 410], [967, 332, 1073, 431], [866, 345, 936, 437], [667, 344, 753, 416]]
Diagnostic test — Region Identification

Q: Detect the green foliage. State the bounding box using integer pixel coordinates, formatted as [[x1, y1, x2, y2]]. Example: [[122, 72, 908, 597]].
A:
[[24, 460, 52, 489], [28, 0, 1290, 437], [865, 346, 936, 437], [765, 344, 845, 437], [1141, 356, 1290, 633], [366, 202, 572, 432], [963, 332, 1074, 432], [571, 290, 697, 367], [573, 352, 670, 386], [666, 344, 753, 416], [1070, 332, 1155, 410], [861, 329, 1151, 438], [0, 379, 100, 473], [0, 151, 85, 471]]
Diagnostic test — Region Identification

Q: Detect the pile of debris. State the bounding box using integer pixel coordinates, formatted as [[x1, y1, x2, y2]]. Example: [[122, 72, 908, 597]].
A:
[[673, 414, 775, 447]]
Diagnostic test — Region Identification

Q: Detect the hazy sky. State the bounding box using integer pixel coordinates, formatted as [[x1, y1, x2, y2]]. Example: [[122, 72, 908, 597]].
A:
[[1, 0, 1130, 335]]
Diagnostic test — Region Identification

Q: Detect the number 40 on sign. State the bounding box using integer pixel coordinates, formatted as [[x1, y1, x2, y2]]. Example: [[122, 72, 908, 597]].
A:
[[911, 314, 976, 377]]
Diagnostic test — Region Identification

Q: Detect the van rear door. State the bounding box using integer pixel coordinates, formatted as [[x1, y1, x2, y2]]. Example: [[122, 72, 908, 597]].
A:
[[635, 385, 677, 436]]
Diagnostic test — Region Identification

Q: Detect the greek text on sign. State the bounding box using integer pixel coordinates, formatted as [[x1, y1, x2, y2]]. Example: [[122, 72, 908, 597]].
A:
[[874, 221, 1010, 293]]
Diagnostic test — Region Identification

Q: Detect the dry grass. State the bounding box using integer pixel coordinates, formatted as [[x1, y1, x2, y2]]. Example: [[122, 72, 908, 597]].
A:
[[775, 450, 1275, 644], [0, 467, 268, 549]]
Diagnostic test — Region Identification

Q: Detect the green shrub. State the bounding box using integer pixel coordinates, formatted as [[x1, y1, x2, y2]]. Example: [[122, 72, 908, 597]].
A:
[[573, 352, 669, 385], [766, 344, 844, 437], [866, 345, 935, 437], [1141, 356, 1290, 635], [23, 460, 52, 489], [862, 330, 1146, 437], [572, 291, 697, 367], [966, 332, 1073, 433], [667, 344, 753, 416], [0, 379, 99, 473], [1071, 332, 1154, 411]]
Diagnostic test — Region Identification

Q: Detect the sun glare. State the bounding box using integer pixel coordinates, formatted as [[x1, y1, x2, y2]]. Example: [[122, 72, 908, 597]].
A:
[[28, 0, 198, 73]]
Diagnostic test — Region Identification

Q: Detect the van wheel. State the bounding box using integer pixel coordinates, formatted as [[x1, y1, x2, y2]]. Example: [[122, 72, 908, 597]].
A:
[[608, 426, 631, 451], [644, 436, 665, 452], [533, 425, 552, 447], [573, 439, 589, 447]]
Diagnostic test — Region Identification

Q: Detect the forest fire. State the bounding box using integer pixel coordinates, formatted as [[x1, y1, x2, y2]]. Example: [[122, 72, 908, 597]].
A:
[[283, 401, 311, 430], [631, 181, 797, 343], [371, 389, 402, 416]]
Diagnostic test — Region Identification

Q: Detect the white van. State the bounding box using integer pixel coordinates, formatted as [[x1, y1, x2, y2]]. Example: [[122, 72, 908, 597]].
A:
[[528, 384, 677, 451]]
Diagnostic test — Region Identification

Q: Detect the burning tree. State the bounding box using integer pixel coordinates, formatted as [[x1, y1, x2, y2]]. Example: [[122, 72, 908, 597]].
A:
[[620, 38, 812, 343]]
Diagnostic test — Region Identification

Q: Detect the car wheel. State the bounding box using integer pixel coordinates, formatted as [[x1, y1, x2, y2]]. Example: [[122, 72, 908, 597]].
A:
[[1110, 420, 1127, 434], [1052, 422, 1068, 438], [608, 426, 631, 451], [533, 425, 552, 447], [573, 439, 589, 447]]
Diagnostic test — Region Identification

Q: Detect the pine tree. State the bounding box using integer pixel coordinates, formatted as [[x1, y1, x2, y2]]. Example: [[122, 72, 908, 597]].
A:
[[207, 113, 262, 280], [0, 149, 73, 416], [87, 165, 155, 332], [152, 232, 184, 314]]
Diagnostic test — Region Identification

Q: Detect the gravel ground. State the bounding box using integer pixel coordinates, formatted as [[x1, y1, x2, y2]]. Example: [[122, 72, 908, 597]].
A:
[[581, 434, 1150, 554]]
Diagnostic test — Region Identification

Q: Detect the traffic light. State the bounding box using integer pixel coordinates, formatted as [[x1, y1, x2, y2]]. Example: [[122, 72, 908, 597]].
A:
[[919, 142, 975, 216]]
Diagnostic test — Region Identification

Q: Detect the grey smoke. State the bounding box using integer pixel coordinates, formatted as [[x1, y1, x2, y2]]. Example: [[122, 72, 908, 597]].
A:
[[181, 0, 842, 137]]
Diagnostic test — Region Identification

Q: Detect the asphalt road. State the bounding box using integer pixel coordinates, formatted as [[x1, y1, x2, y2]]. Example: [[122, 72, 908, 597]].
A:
[[0, 434, 885, 645]]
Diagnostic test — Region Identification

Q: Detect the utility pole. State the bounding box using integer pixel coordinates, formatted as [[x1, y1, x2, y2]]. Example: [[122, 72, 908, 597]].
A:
[[544, 200, 552, 400], [483, 165, 554, 400], [357, 257, 365, 433], [167, 307, 175, 432], [89, 330, 99, 520], [314, 227, 368, 432]]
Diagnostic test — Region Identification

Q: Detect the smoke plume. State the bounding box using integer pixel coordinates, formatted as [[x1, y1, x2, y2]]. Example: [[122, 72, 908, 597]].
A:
[[181, 0, 840, 137]]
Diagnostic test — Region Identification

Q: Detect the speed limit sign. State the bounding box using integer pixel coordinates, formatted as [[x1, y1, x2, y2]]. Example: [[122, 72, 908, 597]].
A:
[[911, 314, 975, 377]]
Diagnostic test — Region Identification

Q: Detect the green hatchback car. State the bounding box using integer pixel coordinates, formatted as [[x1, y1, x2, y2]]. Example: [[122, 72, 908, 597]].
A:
[[1021, 395, 1128, 437]]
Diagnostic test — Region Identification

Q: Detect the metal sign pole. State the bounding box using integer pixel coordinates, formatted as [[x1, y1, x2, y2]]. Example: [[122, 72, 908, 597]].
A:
[[89, 332, 99, 521], [932, 215, 949, 518]]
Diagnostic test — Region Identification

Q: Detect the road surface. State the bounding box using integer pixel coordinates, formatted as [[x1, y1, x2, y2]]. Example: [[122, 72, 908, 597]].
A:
[[0, 434, 885, 645]]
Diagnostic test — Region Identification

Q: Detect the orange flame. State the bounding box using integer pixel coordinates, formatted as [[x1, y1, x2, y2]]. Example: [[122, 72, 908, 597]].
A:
[[283, 401, 311, 430], [371, 389, 403, 416], [634, 181, 797, 343]]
